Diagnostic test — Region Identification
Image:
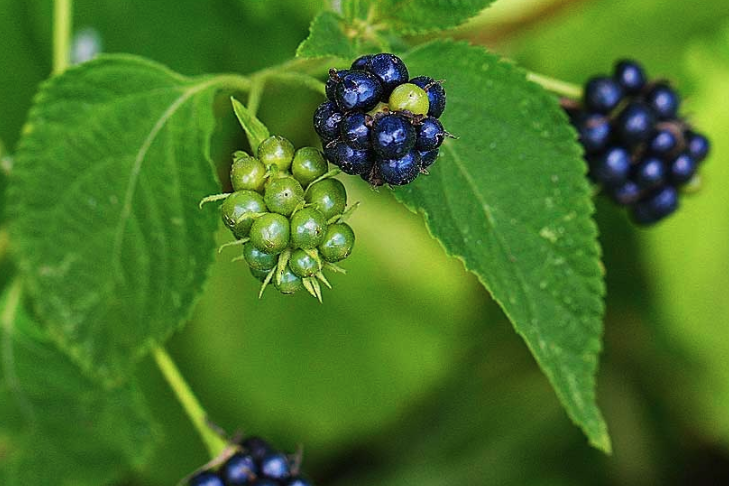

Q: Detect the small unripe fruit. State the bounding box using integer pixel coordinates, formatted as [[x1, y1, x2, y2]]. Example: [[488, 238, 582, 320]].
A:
[[292, 147, 328, 187], [274, 266, 303, 294], [388, 83, 429, 115], [305, 178, 347, 220], [258, 135, 295, 171], [230, 154, 266, 193], [319, 223, 355, 262], [250, 213, 290, 254], [264, 177, 305, 216], [243, 242, 278, 271], [221, 191, 267, 239], [290, 249, 320, 278], [291, 207, 327, 249]]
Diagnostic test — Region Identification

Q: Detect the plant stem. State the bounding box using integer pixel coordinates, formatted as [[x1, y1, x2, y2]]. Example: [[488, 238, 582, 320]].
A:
[[247, 78, 266, 118], [153, 346, 227, 459], [527, 71, 583, 99], [0, 228, 9, 266], [53, 0, 73, 75]]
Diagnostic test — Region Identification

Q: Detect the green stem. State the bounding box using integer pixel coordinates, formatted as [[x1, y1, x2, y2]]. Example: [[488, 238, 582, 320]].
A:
[[247, 77, 266, 118], [52, 0, 72, 75], [0, 229, 9, 266], [153, 346, 227, 459], [527, 71, 583, 99]]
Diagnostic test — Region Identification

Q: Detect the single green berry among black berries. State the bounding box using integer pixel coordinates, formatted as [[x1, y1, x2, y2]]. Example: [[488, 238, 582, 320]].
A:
[[388, 83, 429, 115], [289, 249, 320, 278], [275, 266, 303, 294], [264, 176, 305, 216], [292, 147, 328, 187], [290, 207, 327, 249], [250, 213, 290, 254], [319, 223, 355, 262], [221, 190, 267, 239], [230, 153, 267, 193], [243, 242, 278, 271], [305, 178, 347, 220], [257, 135, 295, 172]]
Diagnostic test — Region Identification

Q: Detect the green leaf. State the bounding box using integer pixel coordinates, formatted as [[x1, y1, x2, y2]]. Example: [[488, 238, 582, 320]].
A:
[[231, 97, 270, 152], [345, 0, 496, 35], [397, 41, 609, 451], [0, 282, 157, 485], [8, 55, 228, 386], [296, 11, 357, 60]]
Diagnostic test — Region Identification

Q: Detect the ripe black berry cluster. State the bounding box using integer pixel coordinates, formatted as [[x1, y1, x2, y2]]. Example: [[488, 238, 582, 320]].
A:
[[187, 436, 312, 486], [201, 136, 356, 300], [313, 53, 450, 186], [566, 59, 711, 225]]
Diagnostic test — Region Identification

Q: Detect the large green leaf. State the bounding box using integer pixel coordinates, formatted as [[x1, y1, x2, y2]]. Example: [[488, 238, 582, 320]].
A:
[[396, 41, 609, 451], [297, 11, 358, 59], [0, 282, 157, 485], [8, 56, 228, 385]]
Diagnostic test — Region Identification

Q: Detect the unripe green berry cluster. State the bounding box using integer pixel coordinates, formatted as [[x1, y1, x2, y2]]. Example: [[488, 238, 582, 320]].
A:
[[203, 136, 356, 300]]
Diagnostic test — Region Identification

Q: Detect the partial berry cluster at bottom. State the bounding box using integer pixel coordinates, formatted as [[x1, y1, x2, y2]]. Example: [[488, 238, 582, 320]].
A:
[[566, 59, 711, 225], [188, 436, 312, 486], [201, 135, 356, 300]]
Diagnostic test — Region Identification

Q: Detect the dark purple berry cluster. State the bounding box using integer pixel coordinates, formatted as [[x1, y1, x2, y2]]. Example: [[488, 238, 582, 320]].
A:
[[187, 436, 312, 486], [567, 59, 711, 225], [313, 53, 450, 186]]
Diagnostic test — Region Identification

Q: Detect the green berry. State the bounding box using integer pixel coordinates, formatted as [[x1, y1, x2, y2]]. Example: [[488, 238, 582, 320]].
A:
[[290, 207, 327, 249], [249, 267, 271, 282], [257, 135, 295, 172], [388, 83, 429, 116], [292, 147, 328, 188], [221, 191, 267, 239], [250, 213, 290, 254], [319, 223, 355, 262], [305, 179, 347, 220], [264, 176, 305, 217], [243, 242, 278, 271], [231, 154, 266, 193], [367, 101, 389, 117], [289, 249, 319, 278], [275, 266, 303, 294]]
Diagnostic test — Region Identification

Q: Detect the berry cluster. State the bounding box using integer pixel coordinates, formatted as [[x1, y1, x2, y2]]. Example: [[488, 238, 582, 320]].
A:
[[566, 60, 711, 225], [188, 436, 312, 486], [202, 136, 355, 300], [313, 53, 450, 186]]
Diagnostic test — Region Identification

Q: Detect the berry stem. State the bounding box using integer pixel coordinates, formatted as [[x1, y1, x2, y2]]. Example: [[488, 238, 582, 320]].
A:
[[247, 77, 266, 117], [152, 346, 228, 459], [527, 71, 583, 100], [52, 0, 73, 75]]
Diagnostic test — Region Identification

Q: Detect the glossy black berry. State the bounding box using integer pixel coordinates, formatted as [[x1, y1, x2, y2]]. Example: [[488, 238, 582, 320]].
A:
[[379, 150, 421, 186], [292, 147, 328, 188], [313, 101, 344, 143], [241, 437, 272, 461], [410, 76, 446, 118], [610, 180, 642, 206], [260, 453, 291, 479], [351, 54, 372, 71], [574, 113, 611, 154], [646, 83, 680, 120], [290, 207, 327, 249], [323, 140, 374, 175], [264, 176, 305, 217], [335, 71, 383, 112], [584, 76, 624, 113], [319, 223, 355, 262], [325, 69, 351, 101], [287, 478, 313, 486], [189, 471, 225, 486], [416, 117, 446, 151], [371, 113, 416, 159], [221, 191, 267, 239], [250, 213, 290, 255], [305, 178, 347, 220], [340, 112, 372, 150], [615, 102, 655, 145], [243, 242, 278, 271], [686, 131, 710, 162], [633, 156, 666, 190], [419, 149, 439, 170], [222, 453, 258, 485], [613, 59, 646, 94], [590, 146, 631, 187], [648, 127, 679, 157], [669, 152, 697, 185], [367, 53, 409, 95], [631, 186, 679, 225]]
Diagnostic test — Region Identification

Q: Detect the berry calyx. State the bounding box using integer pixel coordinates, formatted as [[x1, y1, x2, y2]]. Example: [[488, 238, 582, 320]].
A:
[[258, 135, 295, 172], [291, 147, 328, 188], [371, 113, 416, 159], [221, 191, 267, 239], [230, 153, 267, 193], [335, 71, 383, 112], [250, 213, 291, 254], [319, 223, 355, 262], [388, 83, 429, 116], [264, 176, 305, 217], [305, 178, 347, 220], [290, 207, 327, 249]]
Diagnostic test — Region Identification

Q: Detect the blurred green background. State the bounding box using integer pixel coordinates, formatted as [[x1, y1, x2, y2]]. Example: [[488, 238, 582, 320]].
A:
[[2, 0, 729, 484]]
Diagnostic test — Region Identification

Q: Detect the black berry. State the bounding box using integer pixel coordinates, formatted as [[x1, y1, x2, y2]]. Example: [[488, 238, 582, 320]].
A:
[[367, 53, 409, 95], [610, 180, 642, 206], [416, 117, 446, 151], [222, 453, 258, 485], [313, 101, 343, 143], [335, 71, 383, 112], [379, 150, 421, 186], [686, 131, 710, 162], [325, 69, 351, 101], [631, 186, 679, 225], [648, 127, 679, 157], [632, 156, 666, 190], [646, 83, 680, 120], [324, 140, 375, 175], [260, 453, 291, 480], [584, 76, 624, 113], [615, 102, 655, 145], [371, 113, 416, 159], [189, 471, 225, 486], [669, 152, 697, 185], [575, 113, 611, 154], [340, 112, 372, 150], [350, 54, 372, 71], [590, 146, 631, 187], [613, 59, 646, 94], [419, 149, 439, 170]]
